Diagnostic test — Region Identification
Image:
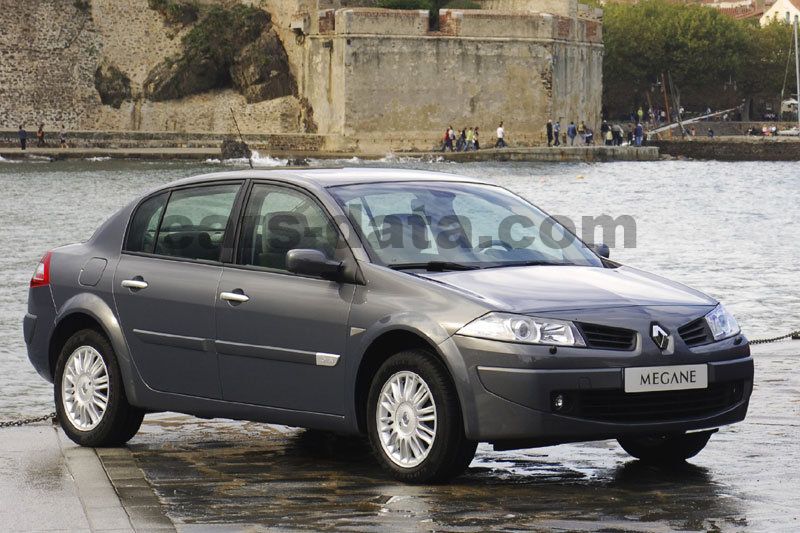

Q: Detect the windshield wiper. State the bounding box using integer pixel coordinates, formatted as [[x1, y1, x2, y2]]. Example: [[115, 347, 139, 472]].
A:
[[483, 260, 579, 269], [388, 261, 481, 272]]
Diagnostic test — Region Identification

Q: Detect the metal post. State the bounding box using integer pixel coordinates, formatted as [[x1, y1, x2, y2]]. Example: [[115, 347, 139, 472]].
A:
[[795, 15, 800, 128]]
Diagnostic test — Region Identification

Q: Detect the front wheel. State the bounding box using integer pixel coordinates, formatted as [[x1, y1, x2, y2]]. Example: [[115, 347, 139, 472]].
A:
[[54, 329, 144, 447], [617, 431, 714, 464], [366, 350, 476, 483]]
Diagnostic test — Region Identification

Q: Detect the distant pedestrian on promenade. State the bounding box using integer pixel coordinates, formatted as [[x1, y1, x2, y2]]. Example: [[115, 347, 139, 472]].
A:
[[707, 128, 715, 138], [577, 121, 586, 143], [546, 120, 553, 147], [553, 121, 561, 146], [36, 124, 45, 147], [495, 121, 506, 148], [473, 127, 480, 150], [442, 126, 454, 152], [567, 121, 577, 145], [612, 124, 623, 146], [59, 126, 67, 148], [634, 122, 644, 147], [466, 127, 475, 151], [18, 125, 27, 150], [457, 128, 467, 151]]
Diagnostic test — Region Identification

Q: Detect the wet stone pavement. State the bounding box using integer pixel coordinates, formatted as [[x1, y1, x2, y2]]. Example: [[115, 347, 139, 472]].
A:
[[117, 343, 799, 533]]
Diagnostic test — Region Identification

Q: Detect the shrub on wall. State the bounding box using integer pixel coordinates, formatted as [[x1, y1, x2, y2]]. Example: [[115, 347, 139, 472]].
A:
[[148, 0, 199, 25], [143, 4, 295, 103]]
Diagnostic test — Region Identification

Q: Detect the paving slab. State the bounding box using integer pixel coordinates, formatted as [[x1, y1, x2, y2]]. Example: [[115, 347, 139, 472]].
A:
[[0, 424, 174, 532]]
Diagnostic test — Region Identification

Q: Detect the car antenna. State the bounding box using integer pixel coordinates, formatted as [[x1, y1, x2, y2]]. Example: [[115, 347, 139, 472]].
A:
[[229, 107, 253, 169]]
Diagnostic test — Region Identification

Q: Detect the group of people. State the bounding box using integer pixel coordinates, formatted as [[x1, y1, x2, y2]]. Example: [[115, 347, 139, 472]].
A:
[[545, 120, 646, 147], [17, 123, 67, 150], [441, 121, 508, 152]]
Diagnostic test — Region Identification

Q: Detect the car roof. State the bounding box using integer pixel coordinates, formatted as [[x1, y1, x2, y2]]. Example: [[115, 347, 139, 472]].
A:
[[161, 167, 487, 190]]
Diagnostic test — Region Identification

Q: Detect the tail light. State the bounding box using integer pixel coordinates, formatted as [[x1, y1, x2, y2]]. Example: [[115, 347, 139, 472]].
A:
[[30, 251, 52, 288]]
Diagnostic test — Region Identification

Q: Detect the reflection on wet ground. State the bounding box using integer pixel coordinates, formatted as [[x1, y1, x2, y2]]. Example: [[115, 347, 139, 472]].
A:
[[127, 345, 799, 533]]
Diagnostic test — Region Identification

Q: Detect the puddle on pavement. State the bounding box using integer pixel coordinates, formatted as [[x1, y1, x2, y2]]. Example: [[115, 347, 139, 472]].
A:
[[116, 346, 799, 532]]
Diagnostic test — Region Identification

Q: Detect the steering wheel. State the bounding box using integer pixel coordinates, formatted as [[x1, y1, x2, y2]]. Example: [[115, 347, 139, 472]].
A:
[[475, 239, 514, 252]]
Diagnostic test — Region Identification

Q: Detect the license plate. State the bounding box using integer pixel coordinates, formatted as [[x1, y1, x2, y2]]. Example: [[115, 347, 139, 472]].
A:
[[624, 364, 708, 393]]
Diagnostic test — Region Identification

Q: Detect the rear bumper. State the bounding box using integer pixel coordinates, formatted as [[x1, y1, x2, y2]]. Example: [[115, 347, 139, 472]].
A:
[[25, 286, 57, 382], [449, 334, 753, 446]]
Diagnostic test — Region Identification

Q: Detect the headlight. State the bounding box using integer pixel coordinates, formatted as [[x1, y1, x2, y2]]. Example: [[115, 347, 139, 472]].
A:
[[457, 312, 586, 347], [705, 304, 740, 341]]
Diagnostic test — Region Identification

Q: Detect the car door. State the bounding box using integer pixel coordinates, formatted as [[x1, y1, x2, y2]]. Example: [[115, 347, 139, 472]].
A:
[[215, 183, 355, 415], [113, 182, 243, 399]]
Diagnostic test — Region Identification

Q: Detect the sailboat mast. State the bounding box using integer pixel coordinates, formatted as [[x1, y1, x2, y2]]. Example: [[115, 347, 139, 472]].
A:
[[795, 15, 800, 128]]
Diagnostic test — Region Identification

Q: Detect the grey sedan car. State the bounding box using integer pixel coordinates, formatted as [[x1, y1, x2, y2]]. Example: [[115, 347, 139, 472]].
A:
[[24, 168, 753, 482]]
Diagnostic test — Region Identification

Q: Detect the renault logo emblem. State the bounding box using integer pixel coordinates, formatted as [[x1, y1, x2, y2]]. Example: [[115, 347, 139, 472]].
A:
[[650, 323, 670, 350]]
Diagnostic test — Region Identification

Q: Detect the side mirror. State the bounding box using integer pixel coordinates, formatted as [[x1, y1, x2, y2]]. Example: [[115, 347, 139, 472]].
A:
[[286, 249, 344, 280], [591, 243, 610, 259]]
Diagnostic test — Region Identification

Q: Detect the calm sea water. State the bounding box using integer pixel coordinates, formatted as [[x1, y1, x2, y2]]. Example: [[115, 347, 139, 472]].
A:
[[0, 158, 797, 416]]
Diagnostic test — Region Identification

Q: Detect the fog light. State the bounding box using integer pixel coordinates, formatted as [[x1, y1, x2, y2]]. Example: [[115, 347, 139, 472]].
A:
[[553, 394, 566, 411]]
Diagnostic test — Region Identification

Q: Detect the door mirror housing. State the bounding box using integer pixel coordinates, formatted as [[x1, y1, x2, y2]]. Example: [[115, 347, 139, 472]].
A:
[[286, 249, 345, 281], [591, 243, 610, 259]]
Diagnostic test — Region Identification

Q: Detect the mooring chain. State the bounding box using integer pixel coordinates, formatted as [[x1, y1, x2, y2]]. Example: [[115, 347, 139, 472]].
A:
[[0, 412, 56, 428], [749, 331, 800, 345]]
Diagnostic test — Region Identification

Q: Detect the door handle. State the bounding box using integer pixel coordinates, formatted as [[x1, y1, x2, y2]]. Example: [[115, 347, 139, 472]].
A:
[[220, 291, 249, 303], [121, 279, 148, 290]]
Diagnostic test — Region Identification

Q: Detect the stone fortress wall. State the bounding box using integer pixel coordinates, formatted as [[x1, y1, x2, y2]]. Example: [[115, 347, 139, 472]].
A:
[[0, 0, 603, 151]]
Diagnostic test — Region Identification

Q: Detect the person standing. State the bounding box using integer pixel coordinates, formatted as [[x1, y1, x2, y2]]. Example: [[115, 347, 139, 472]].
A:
[[466, 127, 474, 151], [495, 121, 506, 148], [36, 123, 45, 147], [59, 126, 67, 148], [18, 125, 27, 150], [442, 126, 454, 152], [473, 127, 480, 150], [577, 121, 586, 143], [634, 122, 644, 147], [546, 119, 553, 147], [567, 121, 577, 145], [553, 121, 561, 146]]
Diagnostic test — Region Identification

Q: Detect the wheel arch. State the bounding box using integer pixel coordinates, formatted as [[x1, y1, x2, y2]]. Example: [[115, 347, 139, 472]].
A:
[[49, 293, 142, 404], [352, 326, 472, 436]]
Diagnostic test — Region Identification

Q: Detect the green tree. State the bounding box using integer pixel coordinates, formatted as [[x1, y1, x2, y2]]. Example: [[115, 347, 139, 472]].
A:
[[603, 1, 747, 113], [739, 20, 796, 101]]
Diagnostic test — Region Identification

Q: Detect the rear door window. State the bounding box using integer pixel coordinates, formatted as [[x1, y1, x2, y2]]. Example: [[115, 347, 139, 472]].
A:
[[154, 184, 241, 261]]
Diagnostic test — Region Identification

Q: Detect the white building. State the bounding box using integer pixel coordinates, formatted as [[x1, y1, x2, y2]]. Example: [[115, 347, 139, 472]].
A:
[[760, 0, 800, 25]]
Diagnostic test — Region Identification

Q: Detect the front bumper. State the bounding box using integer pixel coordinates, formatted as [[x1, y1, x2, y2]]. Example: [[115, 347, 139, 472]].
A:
[[450, 333, 753, 447]]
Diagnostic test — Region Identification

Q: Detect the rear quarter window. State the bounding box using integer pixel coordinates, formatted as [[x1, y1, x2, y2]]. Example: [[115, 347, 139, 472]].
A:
[[124, 192, 168, 254]]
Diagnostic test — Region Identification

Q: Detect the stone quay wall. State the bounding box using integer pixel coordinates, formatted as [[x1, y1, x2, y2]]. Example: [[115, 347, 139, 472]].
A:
[[653, 138, 800, 161]]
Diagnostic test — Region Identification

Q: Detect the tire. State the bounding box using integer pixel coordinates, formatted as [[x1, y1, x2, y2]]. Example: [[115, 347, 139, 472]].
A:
[[54, 328, 144, 447], [366, 349, 477, 483], [617, 431, 713, 464]]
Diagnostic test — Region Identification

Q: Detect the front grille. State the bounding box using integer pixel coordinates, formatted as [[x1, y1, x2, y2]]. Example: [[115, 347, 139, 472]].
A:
[[577, 322, 637, 351], [678, 317, 713, 347], [561, 381, 744, 423]]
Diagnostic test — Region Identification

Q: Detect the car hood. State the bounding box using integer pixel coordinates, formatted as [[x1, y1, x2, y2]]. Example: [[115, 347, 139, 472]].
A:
[[417, 265, 716, 314]]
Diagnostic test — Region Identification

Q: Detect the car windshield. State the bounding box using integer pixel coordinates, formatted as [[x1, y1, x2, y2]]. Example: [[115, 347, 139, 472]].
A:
[[329, 181, 602, 269]]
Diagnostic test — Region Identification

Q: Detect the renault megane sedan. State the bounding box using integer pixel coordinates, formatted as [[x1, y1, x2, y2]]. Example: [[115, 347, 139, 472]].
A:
[[24, 168, 753, 482]]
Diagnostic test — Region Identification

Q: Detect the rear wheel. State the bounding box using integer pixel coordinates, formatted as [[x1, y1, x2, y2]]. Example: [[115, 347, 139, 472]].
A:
[[617, 431, 713, 463], [366, 349, 476, 483], [54, 329, 144, 447]]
